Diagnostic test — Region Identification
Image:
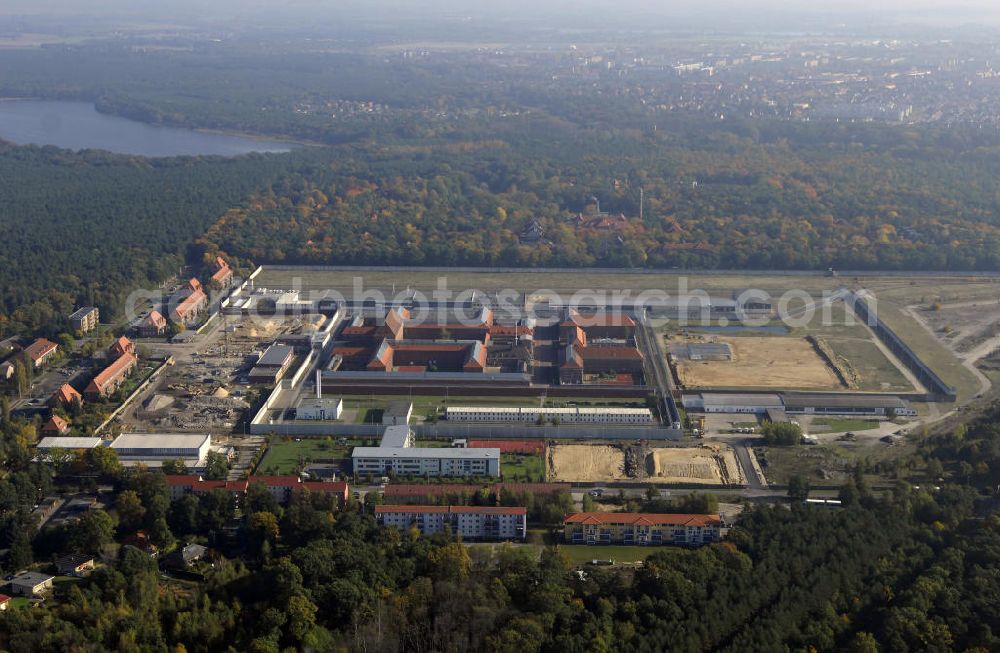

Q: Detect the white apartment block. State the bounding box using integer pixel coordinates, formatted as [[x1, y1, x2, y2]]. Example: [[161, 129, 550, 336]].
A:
[[375, 505, 526, 541], [445, 405, 654, 425]]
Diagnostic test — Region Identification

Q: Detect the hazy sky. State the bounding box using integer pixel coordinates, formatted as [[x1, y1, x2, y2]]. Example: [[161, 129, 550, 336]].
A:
[[2, 0, 998, 31]]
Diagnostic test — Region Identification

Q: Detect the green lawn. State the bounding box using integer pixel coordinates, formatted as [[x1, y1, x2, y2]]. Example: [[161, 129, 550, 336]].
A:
[[823, 337, 912, 392], [259, 437, 365, 474], [500, 453, 545, 483], [7, 597, 32, 609], [557, 544, 660, 564], [811, 418, 881, 432]]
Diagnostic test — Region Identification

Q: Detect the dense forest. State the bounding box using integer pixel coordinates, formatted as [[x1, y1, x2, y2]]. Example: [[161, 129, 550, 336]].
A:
[[200, 117, 1000, 273], [0, 396, 997, 652], [0, 143, 329, 336]]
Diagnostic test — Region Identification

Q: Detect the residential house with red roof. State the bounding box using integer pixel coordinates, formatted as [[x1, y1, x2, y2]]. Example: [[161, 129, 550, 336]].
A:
[[138, 311, 168, 338], [563, 512, 725, 546], [50, 384, 83, 409], [24, 338, 58, 369], [109, 336, 135, 359], [210, 256, 233, 289], [166, 475, 349, 506], [85, 353, 137, 400], [41, 415, 70, 437], [169, 279, 208, 325]]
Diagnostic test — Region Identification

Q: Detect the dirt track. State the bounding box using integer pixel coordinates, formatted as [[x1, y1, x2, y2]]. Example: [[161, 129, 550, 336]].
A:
[[672, 335, 842, 389]]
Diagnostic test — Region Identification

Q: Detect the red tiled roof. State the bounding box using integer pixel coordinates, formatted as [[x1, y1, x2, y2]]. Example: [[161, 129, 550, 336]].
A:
[[498, 482, 570, 495], [376, 504, 526, 516], [211, 265, 232, 284], [301, 481, 349, 495], [579, 346, 644, 361], [87, 353, 137, 395], [383, 484, 488, 497], [563, 512, 721, 527], [144, 311, 167, 328], [172, 288, 207, 319], [489, 325, 532, 336], [52, 384, 82, 406], [110, 336, 134, 358], [24, 338, 58, 362], [0, 594, 10, 604], [164, 476, 249, 492], [43, 415, 70, 434], [560, 311, 636, 328], [249, 475, 301, 487]]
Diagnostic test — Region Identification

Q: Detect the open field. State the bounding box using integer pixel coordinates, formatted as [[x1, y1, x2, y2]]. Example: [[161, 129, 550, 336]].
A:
[[757, 438, 915, 486], [876, 300, 981, 401], [254, 267, 848, 296], [916, 300, 1000, 354], [548, 444, 740, 485], [260, 438, 364, 474], [501, 453, 546, 482], [651, 446, 743, 485], [823, 337, 914, 392], [670, 335, 842, 390], [549, 445, 624, 482], [557, 545, 658, 564]]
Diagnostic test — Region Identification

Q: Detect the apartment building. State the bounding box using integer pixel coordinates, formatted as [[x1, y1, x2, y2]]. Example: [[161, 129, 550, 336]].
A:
[[563, 513, 725, 547], [375, 505, 526, 541], [69, 307, 99, 334]]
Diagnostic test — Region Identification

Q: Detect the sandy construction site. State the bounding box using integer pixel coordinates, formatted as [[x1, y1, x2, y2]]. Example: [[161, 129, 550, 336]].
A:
[[671, 335, 843, 390], [548, 444, 743, 486]]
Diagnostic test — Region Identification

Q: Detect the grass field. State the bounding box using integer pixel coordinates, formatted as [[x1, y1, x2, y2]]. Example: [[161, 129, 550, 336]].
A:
[[500, 453, 546, 482], [874, 300, 979, 401], [759, 439, 913, 486], [260, 437, 364, 474], [823, 337, 914, 392], [557, 544, 660, 564], [254, 267, 847, 296]]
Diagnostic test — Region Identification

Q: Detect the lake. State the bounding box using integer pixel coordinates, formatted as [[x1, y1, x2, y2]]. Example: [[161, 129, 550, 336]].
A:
[[0, 100, 293, 157]]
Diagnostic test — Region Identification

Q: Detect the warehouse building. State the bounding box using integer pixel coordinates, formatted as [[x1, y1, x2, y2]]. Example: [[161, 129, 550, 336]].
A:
[[353, 425, 500, 478], [36, 436, 103, 452], [110, 433, 212, 468], [682, 392, 916, 417], [249, 344, 295, 384], [445, 405, 654, 425], [681, 393, 784, 414], [375, 505, 526, 541], [781, 393, 917, 417]]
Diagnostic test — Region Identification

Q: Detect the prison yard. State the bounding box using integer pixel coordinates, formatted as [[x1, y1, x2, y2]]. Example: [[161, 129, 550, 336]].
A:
[[669, 335, 844, 390]]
